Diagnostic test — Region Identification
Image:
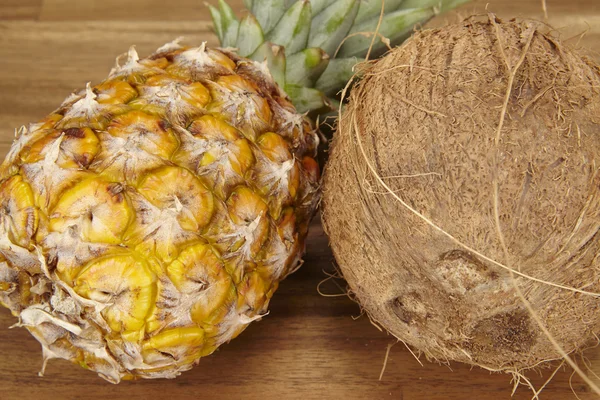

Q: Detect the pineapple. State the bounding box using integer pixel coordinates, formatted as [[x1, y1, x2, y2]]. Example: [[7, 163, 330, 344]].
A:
[[0, 0, 466, 382], [0, 42, 320, 382]]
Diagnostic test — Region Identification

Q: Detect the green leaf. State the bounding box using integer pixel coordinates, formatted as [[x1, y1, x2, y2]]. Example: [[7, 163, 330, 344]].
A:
[[250, 42, 287, 89], [338, 7, 435, 58], [218, 0, 240, 47], [355, 0, 406, 24], [285, 85, 330, 113], [267, 0, 312, 55], [236, 14, 264, 57], [310, 0, 338, 15], [400, 0, 440, 7], [207, 5, 223, 42], [315, 57, 359, 96], [308, 0, 360, 56], [217, 0, 237, 27], [250, 0, 287, 34], [286, 48, 330, 87], [223, 22, 240, 48], [244, 0, 253, 9]]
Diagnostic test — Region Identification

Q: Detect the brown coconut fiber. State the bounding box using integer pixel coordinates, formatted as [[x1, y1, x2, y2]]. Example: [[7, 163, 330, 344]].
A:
[[321, 16, 600, 376]]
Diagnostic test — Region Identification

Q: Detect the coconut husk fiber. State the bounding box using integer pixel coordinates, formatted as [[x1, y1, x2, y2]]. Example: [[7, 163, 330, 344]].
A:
[[321, 16, 600, 373]]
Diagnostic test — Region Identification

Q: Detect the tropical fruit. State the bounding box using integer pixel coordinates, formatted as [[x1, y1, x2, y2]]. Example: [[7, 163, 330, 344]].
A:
[[322, 17, 600, 373]]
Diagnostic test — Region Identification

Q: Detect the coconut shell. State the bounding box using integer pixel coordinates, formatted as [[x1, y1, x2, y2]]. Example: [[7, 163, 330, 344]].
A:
[[321, 16, 600, 372]]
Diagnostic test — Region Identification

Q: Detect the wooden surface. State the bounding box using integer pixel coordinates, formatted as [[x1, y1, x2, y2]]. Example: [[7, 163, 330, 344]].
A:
[[1, 0, 600, 399]]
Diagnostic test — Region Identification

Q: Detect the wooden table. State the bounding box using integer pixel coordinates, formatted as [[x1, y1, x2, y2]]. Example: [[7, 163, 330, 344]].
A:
[[1, 1, 599, 398]]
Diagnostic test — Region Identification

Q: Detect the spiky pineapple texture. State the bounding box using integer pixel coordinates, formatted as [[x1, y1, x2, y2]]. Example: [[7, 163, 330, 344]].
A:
[[0, 40, 319, 382]]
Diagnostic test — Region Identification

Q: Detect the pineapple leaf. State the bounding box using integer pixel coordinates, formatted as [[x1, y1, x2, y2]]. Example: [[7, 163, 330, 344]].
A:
[[251, 0, 288, 34], [308, 0, 360, 56], [237, 14, 264, 57], [218, 0, 240, 47], [285, 85, 330, 113], [310, 0, 338, 16], [286, 48, 330, 87], [355, 0, 406, 24], [224, 21, 241, 48], [267, 0, 312, 55], [207, 5, 224, 42], [315, 57, 359, 96], [338, 7, 435, 58], [217, 0, 237, 23], [251, 42, 287, 89]]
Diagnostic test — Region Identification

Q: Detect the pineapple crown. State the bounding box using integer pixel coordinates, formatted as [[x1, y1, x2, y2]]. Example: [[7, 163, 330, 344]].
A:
[[208, 0, 470, 113]]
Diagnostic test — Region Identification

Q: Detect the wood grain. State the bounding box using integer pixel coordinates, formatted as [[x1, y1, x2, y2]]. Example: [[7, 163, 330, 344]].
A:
[[1, 1, 599, 399], [39, 0, 241, 21], [0, 0, 42, 20]]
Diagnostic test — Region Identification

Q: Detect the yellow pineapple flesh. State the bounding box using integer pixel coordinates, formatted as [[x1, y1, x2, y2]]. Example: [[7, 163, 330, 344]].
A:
[[0, 40, 319, 382]]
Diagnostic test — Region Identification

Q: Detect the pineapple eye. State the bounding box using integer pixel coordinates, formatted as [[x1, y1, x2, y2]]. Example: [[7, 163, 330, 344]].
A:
[[141, 326, 205, 365], [93, 80, 138, 105], [0, 176, 38, 249], [223, 186, 271, 257], [92, 111, 180, 185], [136, 165, 215, 232], [49, 178, 133, 246], [207, 75, 272, 137], [21, 127, 100, 170], [164, 242, 236, 326], [257, 132, 292, 162], [120, 166, 216, 263], [74, 253, 156, 334], [56, 84, 129, 131], [166, 44, 236, 81]]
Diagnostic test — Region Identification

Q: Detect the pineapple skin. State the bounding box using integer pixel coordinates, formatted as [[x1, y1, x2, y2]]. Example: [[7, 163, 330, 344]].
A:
[[0, 40, 320, 382]]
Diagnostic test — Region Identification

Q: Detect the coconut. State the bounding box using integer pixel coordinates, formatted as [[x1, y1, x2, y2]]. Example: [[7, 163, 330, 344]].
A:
[[321, 16, 600, 373]]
